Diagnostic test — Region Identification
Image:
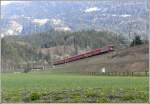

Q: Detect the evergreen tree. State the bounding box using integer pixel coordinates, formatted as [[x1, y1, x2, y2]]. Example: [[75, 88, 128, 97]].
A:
[[130, 35, 143, 47]]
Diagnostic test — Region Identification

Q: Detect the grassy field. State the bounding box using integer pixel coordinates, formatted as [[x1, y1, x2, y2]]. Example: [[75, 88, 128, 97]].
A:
[[1, 70, 149, 103]]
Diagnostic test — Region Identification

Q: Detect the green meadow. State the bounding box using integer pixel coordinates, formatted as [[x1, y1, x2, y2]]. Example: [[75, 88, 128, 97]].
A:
[[1, 71, 149, 103]]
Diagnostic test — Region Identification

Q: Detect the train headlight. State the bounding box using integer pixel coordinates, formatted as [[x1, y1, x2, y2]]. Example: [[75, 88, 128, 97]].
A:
[[110, 47, 113, 51]]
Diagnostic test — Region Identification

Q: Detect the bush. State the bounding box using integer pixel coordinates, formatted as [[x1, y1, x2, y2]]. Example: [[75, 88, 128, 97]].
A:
[[30, 92, 40, 101]]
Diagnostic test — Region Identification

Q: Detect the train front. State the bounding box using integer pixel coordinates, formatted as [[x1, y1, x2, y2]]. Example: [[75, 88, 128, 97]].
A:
[[108, 45, 114, 51]]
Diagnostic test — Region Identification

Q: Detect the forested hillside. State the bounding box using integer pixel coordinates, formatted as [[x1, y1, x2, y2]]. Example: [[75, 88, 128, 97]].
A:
[[2, 30, 127, 72]]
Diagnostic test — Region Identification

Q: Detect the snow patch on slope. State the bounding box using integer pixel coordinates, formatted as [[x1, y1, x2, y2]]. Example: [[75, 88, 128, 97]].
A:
[[51, 18, 63, 26], [54, 27, 71, 31], [32, 19, 49, 25], [84, 7, 100, 13], [120, 14, 131, 17], [1, 20, 23, 37], [10, 21, 23, 33]]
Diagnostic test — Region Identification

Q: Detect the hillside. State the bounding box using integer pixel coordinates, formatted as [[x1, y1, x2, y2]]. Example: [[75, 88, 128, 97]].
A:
[[1, 30, 127, 72], [54, 44, 149, 72]]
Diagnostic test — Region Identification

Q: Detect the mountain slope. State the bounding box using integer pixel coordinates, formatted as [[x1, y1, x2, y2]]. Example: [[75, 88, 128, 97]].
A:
[[1, 0, 148, 38]]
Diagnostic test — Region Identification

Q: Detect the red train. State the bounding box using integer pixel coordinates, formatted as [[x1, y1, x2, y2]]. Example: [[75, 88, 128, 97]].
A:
[[54, 45, 114, 65]]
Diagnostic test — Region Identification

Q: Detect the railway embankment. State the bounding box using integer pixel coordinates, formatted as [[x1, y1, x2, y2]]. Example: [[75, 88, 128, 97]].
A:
[[54, 44, 148, 73]]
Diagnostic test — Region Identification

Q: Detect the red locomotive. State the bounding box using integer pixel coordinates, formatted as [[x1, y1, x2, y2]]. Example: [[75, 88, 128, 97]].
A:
[[54, 45, 114, 65]]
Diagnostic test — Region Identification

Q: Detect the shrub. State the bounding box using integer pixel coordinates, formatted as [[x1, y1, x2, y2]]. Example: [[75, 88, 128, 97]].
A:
[[30, 92, 40, 101]]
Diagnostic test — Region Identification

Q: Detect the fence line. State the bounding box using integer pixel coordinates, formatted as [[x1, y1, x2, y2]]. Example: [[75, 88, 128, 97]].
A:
[[64, 71, 149, 76]]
